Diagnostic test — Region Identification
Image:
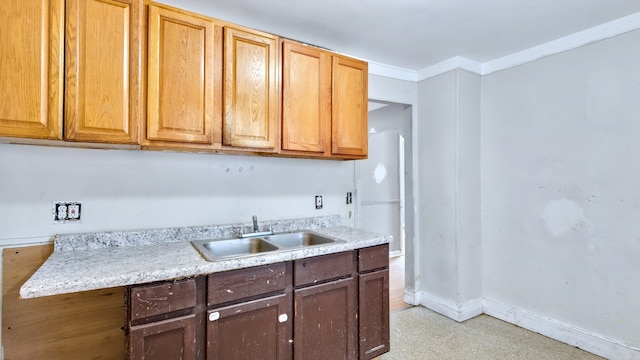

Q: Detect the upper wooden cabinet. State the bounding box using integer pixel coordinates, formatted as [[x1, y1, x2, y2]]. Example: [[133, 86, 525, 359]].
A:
[[64, 0, 142, 144], [281, 40, 332, 156], [281, 40, 368, 159], [332, 55, 368, 158], [143, 3, 223, 150], [1, 1, 367, 159], [222, 26, 279, 151], [0, 0, 64, 139]]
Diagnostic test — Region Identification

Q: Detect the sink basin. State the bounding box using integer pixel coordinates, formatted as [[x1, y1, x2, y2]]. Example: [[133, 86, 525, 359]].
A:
[[264, 231, 344, 248], [192, 237, 279, 261], [191, 231, 344, 262]]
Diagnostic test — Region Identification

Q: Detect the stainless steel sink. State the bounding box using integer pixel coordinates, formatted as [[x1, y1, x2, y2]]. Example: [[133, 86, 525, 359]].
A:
[[191, 230, 344, 262], [192, 237, 279, 261], [263, 231, 343, 248]]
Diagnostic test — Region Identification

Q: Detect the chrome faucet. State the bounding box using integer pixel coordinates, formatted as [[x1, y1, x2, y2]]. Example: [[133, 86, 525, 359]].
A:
[[239, 215, 274, 238]]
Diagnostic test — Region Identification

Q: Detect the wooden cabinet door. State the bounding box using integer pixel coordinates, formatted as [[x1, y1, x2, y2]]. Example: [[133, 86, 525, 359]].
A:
[[332, 55, 368, 158], [207, 293, 292, 360], [223, 26, 278, 151], [145, 4, 222, 148], [0, 0, 63, 139], [359, 269, 390, 359], [294, 277, 357, 360], [281, 40, 331, 156], [129, 314, 197, 360], [64, 0, 142, 144]]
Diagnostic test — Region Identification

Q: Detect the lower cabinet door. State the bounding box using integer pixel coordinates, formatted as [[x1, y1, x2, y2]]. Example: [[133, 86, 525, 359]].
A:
[[359, 269, 390, 359], [206, 293, 292, 360], [129, 314, 197, 360], [294, 277, 357, 360]]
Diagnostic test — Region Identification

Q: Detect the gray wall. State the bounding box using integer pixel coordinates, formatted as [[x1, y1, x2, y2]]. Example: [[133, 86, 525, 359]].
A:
[[416, 69, 482, 316], [482, 29, 640, 347]]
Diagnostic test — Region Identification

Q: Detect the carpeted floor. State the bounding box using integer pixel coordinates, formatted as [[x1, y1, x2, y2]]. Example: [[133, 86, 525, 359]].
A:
[[380, 306, 605, 360]]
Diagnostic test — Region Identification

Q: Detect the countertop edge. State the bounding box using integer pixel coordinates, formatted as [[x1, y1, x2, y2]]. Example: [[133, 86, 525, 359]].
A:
[[20, 225, 392, 299]]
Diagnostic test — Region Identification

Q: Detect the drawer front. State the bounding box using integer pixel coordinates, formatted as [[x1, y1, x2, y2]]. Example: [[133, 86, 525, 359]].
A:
[[358, 244, 389, 273], [294, 251, 355, 287], [208, 262, 288, 306], [130, 278, 197, 321]]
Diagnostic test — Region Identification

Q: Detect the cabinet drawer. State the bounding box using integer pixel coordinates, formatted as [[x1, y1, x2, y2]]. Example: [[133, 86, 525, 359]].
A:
[[208, 263, 288, 306], [294, 251, 355, 287], [130, 278, 197, 321], [358, 244, 389, 273]]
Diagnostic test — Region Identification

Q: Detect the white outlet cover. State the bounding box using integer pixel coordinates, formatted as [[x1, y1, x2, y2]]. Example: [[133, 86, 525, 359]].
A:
[[53, 201, 82, 223]]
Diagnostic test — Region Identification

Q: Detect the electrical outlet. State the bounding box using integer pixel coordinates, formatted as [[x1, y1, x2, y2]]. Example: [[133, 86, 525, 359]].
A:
[[53, 202, 82, 223], [315, 195, 323, 209], [346, 192, 352, 204]]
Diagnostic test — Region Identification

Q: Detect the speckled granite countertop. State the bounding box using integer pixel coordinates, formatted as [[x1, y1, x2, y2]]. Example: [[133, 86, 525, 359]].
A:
[[20, 215, 392, 299]]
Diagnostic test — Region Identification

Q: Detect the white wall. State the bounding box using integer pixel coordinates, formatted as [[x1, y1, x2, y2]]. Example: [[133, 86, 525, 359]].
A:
[[368, 74, 419, 296], [417, 71, 459, 300], [0, 144, 356, 246], [366, 103, 413, 256], [482, 29, 640, 350], [415, 69, 482, 319]]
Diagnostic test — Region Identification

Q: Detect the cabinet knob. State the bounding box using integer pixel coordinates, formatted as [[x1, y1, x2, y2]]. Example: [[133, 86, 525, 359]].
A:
[[209, 312, 220, 322], [278, 314, 288, 323]]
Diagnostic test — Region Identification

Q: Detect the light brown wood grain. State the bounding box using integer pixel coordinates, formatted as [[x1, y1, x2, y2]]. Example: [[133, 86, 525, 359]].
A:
[[281, 40, 332, 156], [2, 245, 125, 359], [144, 3, 222, 149], [389, 255, 410, 311], [64, 0, 142, 144], [223, 26, 279, 151], [332, 55, 368, 158], [0, 0, 63, 139]]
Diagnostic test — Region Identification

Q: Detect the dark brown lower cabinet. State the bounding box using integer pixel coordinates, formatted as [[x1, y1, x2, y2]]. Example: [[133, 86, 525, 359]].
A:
[[358, 244, 390, 360], [127, 245, 390, 360], [358, 269, 390, 359], [207, 293, 292, 360], [294, 277, 358, 360], [129, 314, 198, 360], [127, 278, 200, 360]]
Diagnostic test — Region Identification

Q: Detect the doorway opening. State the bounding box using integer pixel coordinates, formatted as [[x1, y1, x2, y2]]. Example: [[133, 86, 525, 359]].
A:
[[356, 100, 413, 311]]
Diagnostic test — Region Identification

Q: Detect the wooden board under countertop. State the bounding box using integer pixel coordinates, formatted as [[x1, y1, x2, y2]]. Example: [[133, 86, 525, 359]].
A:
[[2, 245, 125, 359]]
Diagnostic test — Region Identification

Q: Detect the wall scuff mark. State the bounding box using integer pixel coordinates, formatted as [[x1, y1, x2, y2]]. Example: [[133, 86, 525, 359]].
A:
[[541, 198, 587, 237]]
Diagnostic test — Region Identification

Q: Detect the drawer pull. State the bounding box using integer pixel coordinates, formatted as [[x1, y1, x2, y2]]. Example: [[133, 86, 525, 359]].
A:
[[209, 312, 220, 322], [278, 314, 288, 323]]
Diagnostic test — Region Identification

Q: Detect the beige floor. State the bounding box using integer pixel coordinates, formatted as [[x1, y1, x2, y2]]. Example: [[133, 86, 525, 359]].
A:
[[381, 306, 605, 360]]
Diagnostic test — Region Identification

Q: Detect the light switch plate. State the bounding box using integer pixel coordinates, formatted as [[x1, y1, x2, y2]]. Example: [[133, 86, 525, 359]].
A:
[[315, 195, 323, 209]]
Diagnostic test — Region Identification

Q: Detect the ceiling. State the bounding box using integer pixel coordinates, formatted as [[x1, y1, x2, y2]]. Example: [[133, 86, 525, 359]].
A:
[[160, 0, 640, 72]]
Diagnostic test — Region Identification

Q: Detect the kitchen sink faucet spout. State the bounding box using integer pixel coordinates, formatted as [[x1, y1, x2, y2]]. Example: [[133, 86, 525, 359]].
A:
[[239, 216, 274, 238]]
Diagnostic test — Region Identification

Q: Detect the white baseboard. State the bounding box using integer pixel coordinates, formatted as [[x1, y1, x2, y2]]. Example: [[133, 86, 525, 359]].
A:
[[412, 293, 640, 360], [415, 290, 483, 322], [484, 298, 640, 360], [403, 288, 418, 306]]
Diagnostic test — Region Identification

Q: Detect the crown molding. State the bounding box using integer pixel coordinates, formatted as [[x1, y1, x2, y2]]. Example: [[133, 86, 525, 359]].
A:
[[416, 56, 482, 81], [482, 11, 640, 75], [367, 61, 418, 82], [368, 11, 640, 82]]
